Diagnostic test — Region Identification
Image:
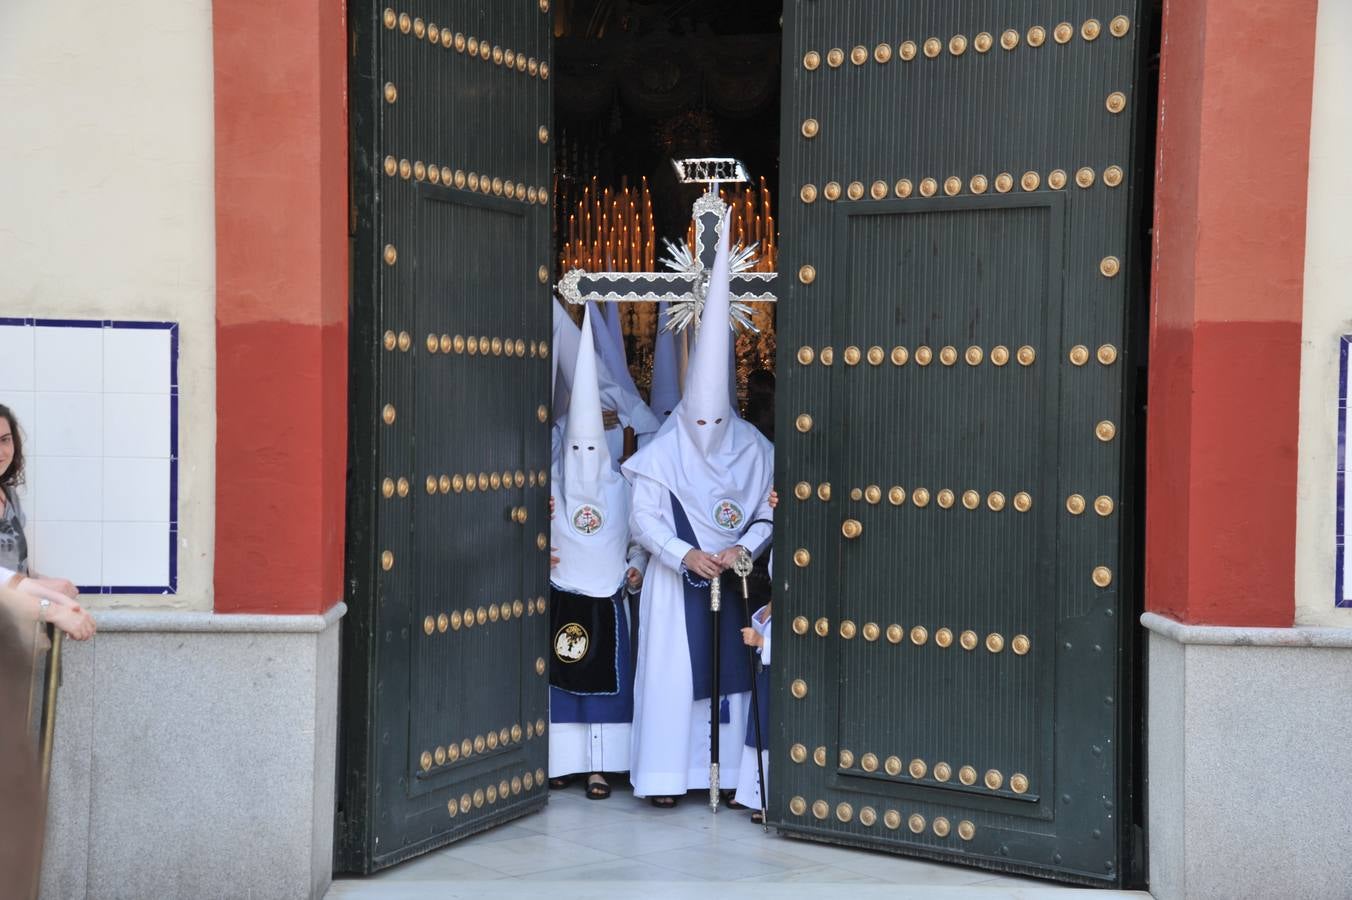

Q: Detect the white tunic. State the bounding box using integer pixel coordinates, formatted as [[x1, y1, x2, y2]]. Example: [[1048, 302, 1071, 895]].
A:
[[627, 476, 773, 798]]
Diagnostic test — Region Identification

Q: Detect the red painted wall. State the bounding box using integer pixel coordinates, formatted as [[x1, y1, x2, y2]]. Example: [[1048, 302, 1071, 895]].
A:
[[213, 1, 349, 615], [1146, 1, 1316, 626]]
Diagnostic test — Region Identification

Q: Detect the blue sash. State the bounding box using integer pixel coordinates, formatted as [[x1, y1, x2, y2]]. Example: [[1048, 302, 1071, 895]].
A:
[[670, 493, 753, 703]]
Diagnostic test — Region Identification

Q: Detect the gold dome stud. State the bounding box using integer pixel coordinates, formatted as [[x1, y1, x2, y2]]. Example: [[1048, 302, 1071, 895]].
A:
[[839, 620, 857, 640], [974, 32, 993, 53], [970, 174, 989, 194], [935, 627, 953, 648], [1106, 91, 1127, 114], [801, 118, 820, 139], [1067, 493, 1087, 515], [422, 616, 435, 636], [912, 487, 931, 507], [1082, 19, 1102, 41], [843, 345, 861, 365], [813, 746, 828, 767], [1069, 344, 1090, 366], [793, 548, 811, 568], [871, 180, 889, 200], [1076, 167, 1097, 188], [841, 519, 863, 539], [1021, 171, 1041, 191], [381, 403, 396, 425], [851, 45, 868, 66], [798, 264, 817, 284], [1095, 495, 1116, 516], [939, 345, 958, 366], [795, 413, 814, 433], [823, 182, 842, 201], [894, 179, 913, 198], [794, 481, 812, 500], [1110, 15, 1132, 37], [891, 346, 909, 366], [790, 743, 808, 763], [791, 678, 808, 699], [1093, 566, 1114, 588], [923, 37, 942, 58], [1011, 773, 1030, 794], [909, 758, 928, 779], [861, 752, 879, 772], [962, 490, 980, 510], [380, 550, 394, 571], [986, 632, 1005, 653], [1096, 420, 1118, 442], [919, 177, 938, 197], [847, 181, 865, 201], [933, 817, 951, 838], [803, 51, 821, 71], [985, 769, 1004, 790], [1027, 26, 1047, 47], [792, 616, 809, 635], [867, 346, 885, 366], [966, 345, 983, 366], [817, 482, 832, 501], [1098, 343, 1119, 365], [424, 475, 438, 495], [860, 807, 877, 827], [1054, 22, 1074, 44], [910, 625, 929, 645], [1048, 169, 1068, 190], [886, 624, 904, 643], [1001, 29, 1020, 50], [885, 755, 903, 776], [827, 47, 845, 67], [936, 489, 954, 508], [959, 765, 977, 785], [960, 630, 978, 651], [789, 796, 807, 815], [909, 814, 926, 834], [836, 802, 854, 823], [874, 43, 893, 64], [383, 244, 398, 265], [889, 486, 906, 506], [800, 184, 817, 204], [383, 8, 397, 29], [915, 346, 933, 366], [865, 484, 882, 504], [1017, 345, 1037, 366], [987, 491, 1007, 512], [1100, 256, 1121, 278], [899, 41, 917, 61], [1013, 491, 1032, 512], [382, 330, 397, 351], [812, 800, 829, 820], [949, 35, 968, 56], [944, 176, 962, 196], [839, 748, 855, 768], [1012, 634, 1031, 655], [383, 82, 399, 103], [994, 172, 1014, 193], [990, 345, 1010, 366], [934, 762, 952, 781]]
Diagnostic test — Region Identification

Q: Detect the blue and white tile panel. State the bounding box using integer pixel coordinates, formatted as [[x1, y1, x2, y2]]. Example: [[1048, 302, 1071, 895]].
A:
[[0, 318, 178, 594], [1338, 336, 1349, 607]]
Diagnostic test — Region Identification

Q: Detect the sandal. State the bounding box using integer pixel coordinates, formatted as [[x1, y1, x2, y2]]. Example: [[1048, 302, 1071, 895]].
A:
[[650, 795, 678, 808], [750, 810, 764, 825], [585, 773, 611, 800], [548, 776, 573, 790]]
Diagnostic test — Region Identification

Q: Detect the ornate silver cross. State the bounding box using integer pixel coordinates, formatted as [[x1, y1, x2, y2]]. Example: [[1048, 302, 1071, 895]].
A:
[[556, 159, 778, 336]]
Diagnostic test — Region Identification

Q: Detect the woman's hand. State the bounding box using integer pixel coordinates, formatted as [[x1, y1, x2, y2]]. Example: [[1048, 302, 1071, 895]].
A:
[[768, 490, 779, 510], [550, 547, 560, 569], [626, 567, 643, 591], [33, 576, 78, 600], [682, 548, 723, 580], [712, 546, 746, 570], [48, 603, 95, 641], [740, 627, 764, 648]]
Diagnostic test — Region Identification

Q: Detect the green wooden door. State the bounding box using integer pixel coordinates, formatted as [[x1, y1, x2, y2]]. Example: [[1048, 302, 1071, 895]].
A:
[[339, 0, 555, 873], [774, 2, 1149, 885]]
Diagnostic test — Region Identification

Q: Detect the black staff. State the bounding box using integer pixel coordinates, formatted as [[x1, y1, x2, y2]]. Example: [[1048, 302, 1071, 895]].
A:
[[734, 550, 769, 831], [708, 572, 722, 813]]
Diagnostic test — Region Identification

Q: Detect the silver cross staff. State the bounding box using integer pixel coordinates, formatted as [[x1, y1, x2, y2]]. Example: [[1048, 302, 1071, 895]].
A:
[[556, 158, 778, 337]]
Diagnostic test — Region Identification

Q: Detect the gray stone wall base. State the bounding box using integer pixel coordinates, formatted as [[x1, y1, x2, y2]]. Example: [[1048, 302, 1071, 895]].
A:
[[1144, 613, 1352, 900], [40, 606, 344, 900]]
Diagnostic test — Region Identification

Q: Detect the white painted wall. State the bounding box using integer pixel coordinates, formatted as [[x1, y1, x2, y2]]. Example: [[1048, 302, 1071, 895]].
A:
[[0, 0, 216, 610], [1296, 0, 1352, 627]]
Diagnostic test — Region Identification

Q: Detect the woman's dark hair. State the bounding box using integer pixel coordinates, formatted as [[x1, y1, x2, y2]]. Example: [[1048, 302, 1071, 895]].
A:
[[0, 404, 24, 488]]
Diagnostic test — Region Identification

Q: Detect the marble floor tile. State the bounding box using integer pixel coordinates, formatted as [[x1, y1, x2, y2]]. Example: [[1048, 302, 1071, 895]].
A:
[[550, 818, 717, 855], [435, 832, 623, 876], [513, 858, 704, 882], [630, 841, 819, 881]]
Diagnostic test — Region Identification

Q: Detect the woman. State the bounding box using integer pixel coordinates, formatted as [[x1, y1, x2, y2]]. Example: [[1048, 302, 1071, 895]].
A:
[[0, 405, 95, 641]]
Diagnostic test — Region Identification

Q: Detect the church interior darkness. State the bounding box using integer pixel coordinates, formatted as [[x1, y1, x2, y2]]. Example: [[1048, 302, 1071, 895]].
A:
[[552, 0, 784, 416]]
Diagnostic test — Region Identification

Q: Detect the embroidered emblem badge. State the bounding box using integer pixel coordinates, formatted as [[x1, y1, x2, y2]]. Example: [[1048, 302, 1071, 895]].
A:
[[553, 623, 590, 663], [571, 504, 603, 535], [712, 498, 745, 532]]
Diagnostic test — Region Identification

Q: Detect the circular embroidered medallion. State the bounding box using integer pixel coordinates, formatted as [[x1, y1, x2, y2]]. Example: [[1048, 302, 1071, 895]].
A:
[[570, 504, 603, 535], [712, 498, 745, 532], [553, 623, 590, 663]]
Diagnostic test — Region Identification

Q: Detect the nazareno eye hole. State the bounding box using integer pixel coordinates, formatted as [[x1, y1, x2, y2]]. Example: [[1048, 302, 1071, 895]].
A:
[[696, 419, 707, 425], [571, 444, 579, 450], [715, 417, 723, 424], [587, 445, 595, 451]]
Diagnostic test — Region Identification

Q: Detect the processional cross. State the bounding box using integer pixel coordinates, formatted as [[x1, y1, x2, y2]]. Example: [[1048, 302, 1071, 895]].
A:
[[556, 158, 779, 336], [556, 159, 778, 815]]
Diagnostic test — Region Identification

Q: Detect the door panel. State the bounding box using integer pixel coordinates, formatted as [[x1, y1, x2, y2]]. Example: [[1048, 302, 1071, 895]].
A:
[[340, 1, 554, 873], [775, 2, 1148, 885]]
